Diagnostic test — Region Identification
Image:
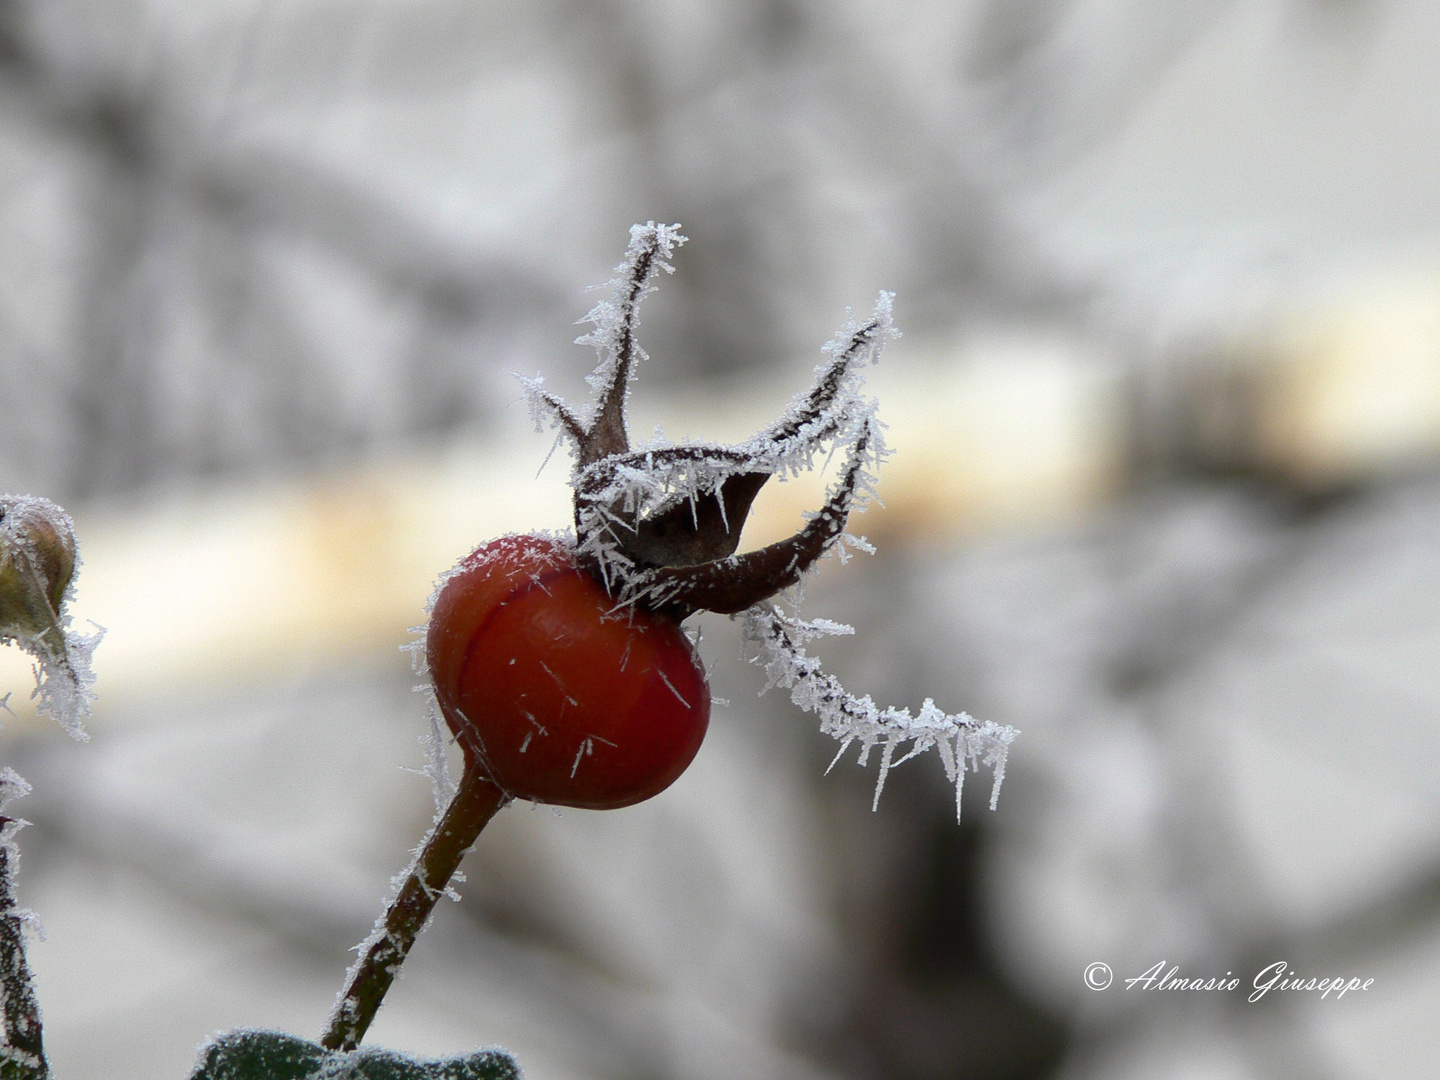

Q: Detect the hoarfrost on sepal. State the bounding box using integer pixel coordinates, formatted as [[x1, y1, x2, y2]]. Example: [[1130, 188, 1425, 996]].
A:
[[743, 604, 1018, 821], [574, 222, 688, 413]]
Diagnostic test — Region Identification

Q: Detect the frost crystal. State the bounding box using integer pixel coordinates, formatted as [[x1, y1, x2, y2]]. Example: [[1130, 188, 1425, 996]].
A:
[[745, 606, 1017, 820], [0, 495, 102, 739], [575, 221, 687, 418]]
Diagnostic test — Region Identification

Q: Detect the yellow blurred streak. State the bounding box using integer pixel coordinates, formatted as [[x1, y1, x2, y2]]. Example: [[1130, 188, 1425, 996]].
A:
[[860, 335, 1125, 540], [1256, 270, 1440, 487], [0, 337, 1126, 726], [0, 440, 572, 726], [631, 333, 1127, 547], [1186, 267, 1440, 488]]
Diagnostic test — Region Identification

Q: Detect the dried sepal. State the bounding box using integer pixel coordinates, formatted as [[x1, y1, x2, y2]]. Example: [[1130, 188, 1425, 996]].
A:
[[570, 297, 895, 506], [617, 470, 770, 570], [753, 295, 895, 453], [632, 420, 879, 617], [743, 606, 1019, 821], [523, 383, 587, 449], [572, 221, 687, 465], [567, 298, 894, 555]]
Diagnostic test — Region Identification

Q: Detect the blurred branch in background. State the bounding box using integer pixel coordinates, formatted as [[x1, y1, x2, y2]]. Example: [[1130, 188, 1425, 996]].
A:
[[0, 0, 569, 499]]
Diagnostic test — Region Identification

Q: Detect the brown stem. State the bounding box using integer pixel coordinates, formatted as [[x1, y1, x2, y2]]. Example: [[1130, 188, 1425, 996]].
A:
[[321, 767, 509, 1052]]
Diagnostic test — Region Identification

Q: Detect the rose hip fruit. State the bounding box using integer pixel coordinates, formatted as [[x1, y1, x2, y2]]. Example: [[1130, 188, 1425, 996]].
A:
[[426, 533, 710, 810]]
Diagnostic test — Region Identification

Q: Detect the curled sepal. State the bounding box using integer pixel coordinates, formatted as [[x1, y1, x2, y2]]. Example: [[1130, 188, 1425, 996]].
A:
[[742, 605, 1019, 821], [632, 419, 880, 617], [191, 1030, 521, 1080], [570, 293, 896, 523], [0, 496, 101, 739]]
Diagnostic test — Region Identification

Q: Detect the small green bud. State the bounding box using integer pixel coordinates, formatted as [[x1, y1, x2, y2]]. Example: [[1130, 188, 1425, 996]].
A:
[[0, 497, 76, 667], [0, 496, 97, 737]]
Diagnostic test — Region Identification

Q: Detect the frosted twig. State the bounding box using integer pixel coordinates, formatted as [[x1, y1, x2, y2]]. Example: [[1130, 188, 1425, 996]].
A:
[[0, 770, 46, 1076], [322, 769, 509, 1052]]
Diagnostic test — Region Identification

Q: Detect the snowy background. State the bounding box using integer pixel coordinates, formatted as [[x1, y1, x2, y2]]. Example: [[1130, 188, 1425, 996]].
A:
[[1, 1, 1439, 1077]]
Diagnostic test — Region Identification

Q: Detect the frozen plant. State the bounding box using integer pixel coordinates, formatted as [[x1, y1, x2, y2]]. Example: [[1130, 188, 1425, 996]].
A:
[[324, 222, 1019, 1052], [0, 226, 1020, 1080]]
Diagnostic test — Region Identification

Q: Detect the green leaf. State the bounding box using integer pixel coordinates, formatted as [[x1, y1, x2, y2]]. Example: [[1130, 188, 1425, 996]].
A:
[[190, 1031, 520, 1080], [189, 1032, 329, 1080]]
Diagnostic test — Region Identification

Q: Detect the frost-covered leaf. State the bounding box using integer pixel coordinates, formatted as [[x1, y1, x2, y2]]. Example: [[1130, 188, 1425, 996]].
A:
[[190, 1031, 328, 1080], [190, 1031, 521, 1080]]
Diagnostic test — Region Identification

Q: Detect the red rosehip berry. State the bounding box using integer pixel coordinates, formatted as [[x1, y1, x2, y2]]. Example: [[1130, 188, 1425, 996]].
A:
[[426, 533, 710, 810]]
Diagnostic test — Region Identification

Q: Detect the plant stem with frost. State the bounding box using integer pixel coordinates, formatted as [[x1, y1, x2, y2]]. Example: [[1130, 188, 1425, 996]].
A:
[[322, 767, 509, 1052], [0, 835, 46, 1077]]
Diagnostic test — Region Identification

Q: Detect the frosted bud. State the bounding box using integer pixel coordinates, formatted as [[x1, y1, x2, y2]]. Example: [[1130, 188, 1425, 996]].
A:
[[0, 496, 76, 665], [0, 494, 98, 740]]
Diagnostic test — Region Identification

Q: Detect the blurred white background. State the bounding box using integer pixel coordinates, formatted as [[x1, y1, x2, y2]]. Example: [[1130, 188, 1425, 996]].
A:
[[2, 1, 1440, 1078]]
